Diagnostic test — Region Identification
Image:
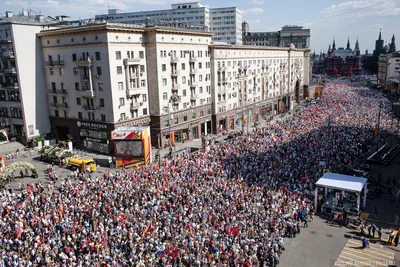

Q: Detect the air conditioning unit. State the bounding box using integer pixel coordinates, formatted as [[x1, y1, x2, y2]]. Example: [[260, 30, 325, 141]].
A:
[[77, 57, 82, 61], [96, 106, 101, 110], [140, 102, 143, 106], [140, 73, 143, 76], [95, 75, 100, 79]]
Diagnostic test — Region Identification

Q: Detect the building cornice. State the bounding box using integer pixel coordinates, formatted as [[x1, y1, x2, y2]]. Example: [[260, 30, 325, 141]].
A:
[[209, 44, 310, 52], [38, 23, 213, 38]]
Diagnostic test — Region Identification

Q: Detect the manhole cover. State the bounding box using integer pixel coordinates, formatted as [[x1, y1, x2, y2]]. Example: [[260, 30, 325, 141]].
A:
[[326, 234, 333, 237], [310, 231, 317, 234]]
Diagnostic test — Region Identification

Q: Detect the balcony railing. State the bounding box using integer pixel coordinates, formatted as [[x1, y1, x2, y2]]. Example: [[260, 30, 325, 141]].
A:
[[82, 105, 95, 111], [76, 57, 93, 66], [123, 57, 141, 65], [189, 69, 197, 75], [50, 103, 68, 109], [0, 37, 12, 43], [0, 51, 14, 58], [45, 60, 65, 66], [190, 94, 198, 101], [1, 82, 19, 89], [171, 83, 180, 91], [189, 81, 198, 88], [79, 89, 95, 98], [171, 56, 180, 63], [171, 70, 180, 76], [189, 57, 198, 63], [81, 75, 90, 81], [130, 102, 142, 110], [4, 67, 17, 74], [48, 89, 68, 94]]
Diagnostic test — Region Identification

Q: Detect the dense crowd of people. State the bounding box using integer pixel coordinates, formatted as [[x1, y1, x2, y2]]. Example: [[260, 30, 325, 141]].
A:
[[0, 80, 396, 266]]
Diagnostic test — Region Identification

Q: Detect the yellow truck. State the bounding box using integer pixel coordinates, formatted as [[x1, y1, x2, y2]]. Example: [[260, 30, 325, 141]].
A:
[[68, 157, 97, 173]]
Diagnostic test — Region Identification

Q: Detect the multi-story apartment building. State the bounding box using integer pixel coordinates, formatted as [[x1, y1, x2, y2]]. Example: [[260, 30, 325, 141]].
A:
[[210, 7, 242, 45], [0, 11, 56, 142], [146, 27, 213, 148], [38, 23, 152, 154], [242, 23, 310, 49], [210, 44, 310, 133], [95, 2, 243, 45]]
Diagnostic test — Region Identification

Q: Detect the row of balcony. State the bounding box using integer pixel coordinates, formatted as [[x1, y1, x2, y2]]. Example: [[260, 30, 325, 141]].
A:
[[0, 51, 14, 58], [45, 60, 65, 66], [170, 56, 198, 63], [0, 82, 19, 89], [0, 67, 17, 74], [49, 103, 68, 109]]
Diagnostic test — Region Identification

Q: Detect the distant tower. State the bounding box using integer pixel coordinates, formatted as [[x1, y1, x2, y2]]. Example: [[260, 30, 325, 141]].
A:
[[328, 44, 332, 56], [355, 38, 360, 56], [332, 37, 336, 51], [346, 37, 350, 50], [389, 34, 396, 53], [373, 29, 384, 57]]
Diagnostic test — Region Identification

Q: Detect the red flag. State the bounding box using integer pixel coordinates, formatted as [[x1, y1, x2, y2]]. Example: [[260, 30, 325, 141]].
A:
[[142, 222, 153, 235], [229, 226, 240, 236], [16, 226, 23, 239]]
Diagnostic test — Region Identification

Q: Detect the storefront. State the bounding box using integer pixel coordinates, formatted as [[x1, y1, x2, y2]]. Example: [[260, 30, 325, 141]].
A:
[[77, 121, 113, 155], [259, 102, 273, 120], [153, 105, 213, 149], [236, 108, 253, 130]]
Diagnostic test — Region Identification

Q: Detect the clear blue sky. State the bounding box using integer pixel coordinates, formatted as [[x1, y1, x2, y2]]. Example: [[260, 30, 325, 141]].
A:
[[2, 0, 399, 53]]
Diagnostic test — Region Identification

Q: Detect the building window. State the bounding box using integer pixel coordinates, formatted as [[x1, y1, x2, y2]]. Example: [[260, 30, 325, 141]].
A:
[[98, 83, 103, 91], [143, 108, 148, 115], [182, 76, 186, 84], [64, 111, 68, 118], [139, 51, 144, 59], [140, 65, 145, 73], [183, 116, 187, 121], [95, 52, 101, 60], [96, 67, 102, 76], [200, 111, 204, 116], [181, 63, 185, 70], [73, 68, 78, 75], [141, 80, 146, 87], [183, 90, 187, 97], [0, 107, 7, 117], [199, 75, 202, 81], [118, 82, 123, 90], [116, 51, 121, 60], [208, 109, 211, 114], [54, 110, 59, 117], [120, 113, 126, 120], [76, 98, 81, 105], [142, 94, 147, 102], [163, 92, 168, 100], [199, 87, 203, 93], [99, 98, 105, 107], [162, 64, 166, 71], [162, 78, 167, 86], [198, 62, 202, 69], [75, 83, 79, 90], [164, 120, 169, 126], [59, 68, 64, 76], [174, 118, 178, 124], [192, 112, 196, 119], [119, 97, 125, 106], [101, 114, 106, 121], [78, 112, 82, 119], [117, 66, 123, 74], [72, 53, 76, 61], [49, 68, 54, 75]]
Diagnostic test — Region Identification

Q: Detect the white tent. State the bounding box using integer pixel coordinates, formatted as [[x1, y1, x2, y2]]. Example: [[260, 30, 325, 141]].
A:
[[314, 172, 368, 211]]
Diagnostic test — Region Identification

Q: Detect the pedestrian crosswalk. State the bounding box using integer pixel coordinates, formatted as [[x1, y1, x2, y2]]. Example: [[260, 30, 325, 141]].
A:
[[334, 239, 395, 267]]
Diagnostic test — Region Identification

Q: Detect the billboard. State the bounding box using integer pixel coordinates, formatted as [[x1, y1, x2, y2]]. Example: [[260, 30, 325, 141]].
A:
[[111, 126, 151, 168]]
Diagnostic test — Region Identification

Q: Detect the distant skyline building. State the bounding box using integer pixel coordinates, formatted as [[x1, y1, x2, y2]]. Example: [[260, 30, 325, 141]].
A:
[[242, 23, 310, 49], [95, 2, 243, 45]]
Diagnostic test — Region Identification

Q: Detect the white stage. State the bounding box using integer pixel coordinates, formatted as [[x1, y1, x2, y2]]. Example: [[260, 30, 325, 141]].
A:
[[314, 172, 368, 211]]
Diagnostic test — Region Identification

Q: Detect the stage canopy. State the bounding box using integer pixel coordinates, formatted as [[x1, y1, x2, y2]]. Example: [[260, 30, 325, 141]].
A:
[[314, 172, 368, 210], [316, 172, 367, 193]]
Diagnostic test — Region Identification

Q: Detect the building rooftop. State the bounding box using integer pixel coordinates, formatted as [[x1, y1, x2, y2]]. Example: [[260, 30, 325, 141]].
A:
[[0, 11, 61, 26]]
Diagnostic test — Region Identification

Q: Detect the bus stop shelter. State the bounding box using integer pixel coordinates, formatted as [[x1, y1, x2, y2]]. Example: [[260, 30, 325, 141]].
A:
[[314, 172, 368, 212]]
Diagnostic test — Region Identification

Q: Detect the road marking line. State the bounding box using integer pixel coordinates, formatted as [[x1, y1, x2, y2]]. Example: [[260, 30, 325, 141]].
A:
[[341, 249, 392, 263], [346, 240, 394, 256], [342, 246, 392, 260], [344, 244, 394, 258]]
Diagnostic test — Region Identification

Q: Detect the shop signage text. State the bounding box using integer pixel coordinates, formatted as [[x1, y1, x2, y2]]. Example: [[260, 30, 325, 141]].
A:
[[117, 117, 151, 127], [172, 110, 195, 118], [77, 121, 108, 130]]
